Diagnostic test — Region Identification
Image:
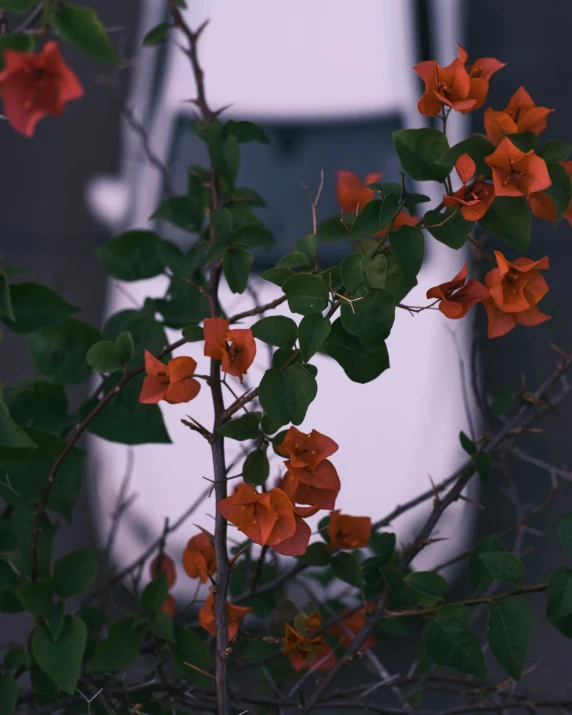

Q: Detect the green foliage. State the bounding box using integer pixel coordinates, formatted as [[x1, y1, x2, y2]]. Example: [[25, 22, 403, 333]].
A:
[[86, 331, 134, 373], [341, 287, 395, 348], [31, 616, 87, 695], [468, 535, 507, 590], [547, 567, 572, 638], [0, 0, 36, 12], [486, 597, 534, 681], [3, 379, 68, 433], [16, 580, 53, 616], [321, 318, 389, 383], [491, 386, 517, 416], [282, 274, 329, 316], [95, 231, 165, 281], [299, 542, 331, 566], [393, 128, 451, 182], [141, 573, 169, 612], [0, 33, 34, 69], [243, 449, 270, 486], [53, 549, 98, 597], [0, 673, 18, 715], [252, 316, 298, 350], [478, 197, 531, 253], [170, 627, 211, 688], [225, 120, 270, 145], [298, 313, 331, 361], [88, 618, 143, 672], [217, 412, 261, 440], [331, 552, 364, 589], [538, 139, 572, 162], [259, 364, 317, 426], [143, 22, 171, 46], [389, 225, 425, 281], [50, 4, 120, 63], [478, 552, 524, 585], [423, 605, 486, 677], [350, 200, 383, 240], [544, 161, 572, 224], [2, 282, 78, 334], [223, 246, 253, 293], [436, 134, 495, 177], [423, 208, 474, 249], [405, 572, 448, 607]]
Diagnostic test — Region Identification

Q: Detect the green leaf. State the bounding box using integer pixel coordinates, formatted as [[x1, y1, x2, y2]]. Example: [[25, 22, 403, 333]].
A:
[[0, 401, 38, 448], [51, 4, 120, 63], [86, 331, 134, 373], [232, 224, 275, 249], [341, 253, 367, 294], [369, 532, 396, 563], [436, 134, 495, 177], [3, 648, 29, 671], [31, 616, 87, 695], [54, 549, 97, 597], [491, 386, 517, 416], [423, 208, 474, 249], [95, 231, 164, 281], [341, 286, 395, 348], [2, 505, 53, 579], [223, 247, 252, 294], [423, 605, 485, 677], [30, 664, 58, 699], [156, 276, 209, 329], [0, 0, 36, 12], [0, 271, 14, 322], [322, 318, 389, 384], [487, 597, 534, 681], [45, 601, 65, 643], [104, 311, 167, 368], [224, 120, 270, 144], [331, 552, 364, 589], [259, 364, 317, 426], [223, 134, 240, 182], [243, 449, 270, 486], [379, 193, 402, 229], [0, 673, 18, 715], [478, 552, 524, 585], [317, 214, 353, 241], [298, 313, 331, 361], [143, 22, 171, 46], [88, 618, 143, 672], [393, 128, 451, 182], [299, 542, 331, 566], [351, 200, 383, 240], [29, 318, 101, 385], [141, 573, 169, 613], [366, 250, 417, 302], [389, 225, 424, 281], [276, 251, 311, 270], [0, 562, 18, 590], [16, 581, 53, 616], [544, 161, 572, 224], [558, 512, 572, 558], [148, 611, 175, 642], [2, 282, 78, 334], [260, 267, 294, 287], [405, 572, 448, 607], [170, 626, 211, 688], [473, 452, 491, 482], [83, 374, 171, 445], [538, 140, 572, 163], [547, 567, 572, 638], [151, 195, 203, 232], [4, 379, 68, 433], [506, 131, 538, 153], [468, 535, 506, 590], [459, 431, 477, 456], [217, 412, 261, 441], [182, 325, 204, 342], [252, 316, 298, 351], [210, 207, 233, 240], [319, 266, 343, 293], [282, 274, 329, 316], [478, 197, 531, 253]]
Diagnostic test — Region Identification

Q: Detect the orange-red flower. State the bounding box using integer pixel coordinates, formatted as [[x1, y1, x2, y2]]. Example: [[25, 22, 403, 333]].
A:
[[216, 483, 296, 547], [484, 87, 554, 146], [483, 251, 550, 339], [529, 160, 572, 225], [414, 58, 477, 117], [336, 170, 382, 214], [204, 317, 256, 382], [285, 613, 335, 672], [198, 590, 252, 642], [484, 138, 551, 198], [327, 510, 372, 550], [160, 594, 176, 616], [426, 262, 489, 319], [0, 41, 83, 137], [457, 43, 505, 111], [443, 154, 495, 221], [182, 533, 216, 583], [281, 460, 341, 511], [139, 351, 201, 405], [276, 427, 338, 471], [149, 553, 177, 589], [331, 605, 376, 649], [273, 476, 320, 557]]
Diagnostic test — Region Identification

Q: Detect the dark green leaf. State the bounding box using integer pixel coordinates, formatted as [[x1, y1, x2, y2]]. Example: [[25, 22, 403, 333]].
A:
[[4, 379, 68, 433], [282, 273, 329, 316], [31, 616, 87, 694], [298, 313, 331, 361], [538, 140, 572, 163], [473, 452, 491, 482], [224, 247, 252, 294], [369, 532, 396, 563], [260, 267, 294, 287], [491, 386, 517, 416], [341, 286, 395, 348], [224, 120, 270, 144], [148, 611, 175, 642], [276, 251, 311, 270], [547, 567, 572, 637], [16, 581, 53, 616], [210, 207, 233, 240], [54, 549, 97, 597], [243, 449, 270, 486], [405, 572, 448, 607], [366, 250, 417, 302], [0, 562, 18, 590], [505, 131, 538, 152], [51, 4, 120, 63], [436, 134, 495, 177], [0, 271, 14, 322], [319, 266, 343, 293], [487, 597, 534, 680], [544, 161, 572, 224], [350, 200, 382, 240], [389, 225, 424, 281], [341, 253, 366, 294], [86, 331, 134, 373], [104, 311, 167, 368], [379, 193, 402, 229], [558, 512, 572, 557], [0, 673, 18, 715], [170, 626, 211, 688], [299, 542, 331, 566], [3, 648, 29, 671], [151, 195, 203, 232], [393, 128, 451, 182], [0, 0, 36, 12], [143, 22, 171, 46], [252, 316, 298, 350], [88, 618, 143, 672], [217, 412, 261, 441], [95, 231, 164, 281], [423, 605, 485, 677], [45, 601, 65, 643], [2, 282, 78, 334], [2, 505, 52, 579], [478, 197, 531, 253], [30, 664, 58, 699], [423, 208, 474, 249], [223, 135, 240, 182], [294, 234, 317, 263], [331, 552, 364, 589], [321, 318, 389, 383], [468, 535, 506, 590], [182, 325, 204, 342], [259, 364, 317, 426], [29, 318, 101, 385], [141, 573, 169, 612], [478, 552, 524, 585], [232, 224, 275, 249], [459, 431, 477, 456], [0, 401, 38, 448], [316, 215, 353, 241]]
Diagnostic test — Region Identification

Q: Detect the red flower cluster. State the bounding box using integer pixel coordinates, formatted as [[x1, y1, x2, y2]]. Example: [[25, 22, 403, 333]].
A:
[[484, 87, 553, 147], [285, 612, 336, 672], [427, 263, 489, 320]]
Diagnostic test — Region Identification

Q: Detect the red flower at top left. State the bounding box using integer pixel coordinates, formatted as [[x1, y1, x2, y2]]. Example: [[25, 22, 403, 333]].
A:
[[0, 42, 83, 137]]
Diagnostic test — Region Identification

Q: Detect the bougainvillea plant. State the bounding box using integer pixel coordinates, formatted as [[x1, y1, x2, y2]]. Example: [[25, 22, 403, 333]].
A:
[[2, 4, 572, 714]]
